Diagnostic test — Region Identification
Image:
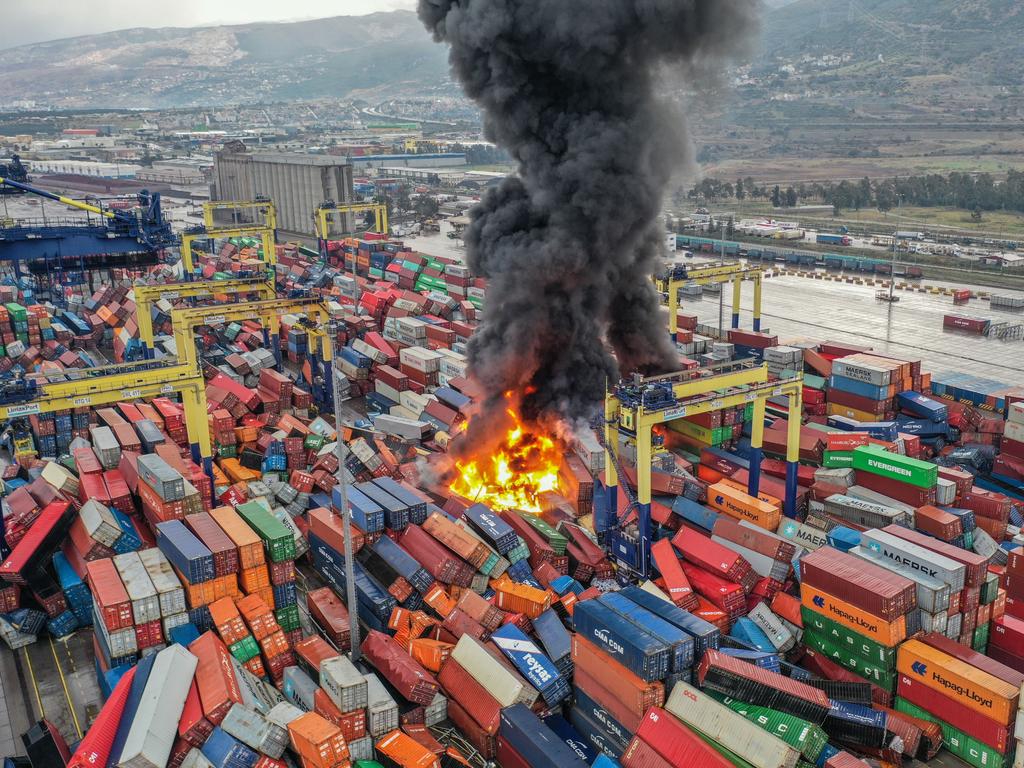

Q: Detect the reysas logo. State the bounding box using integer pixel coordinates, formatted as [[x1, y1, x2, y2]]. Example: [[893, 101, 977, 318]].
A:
[[912, 661, 927, 675], [812, 595, 825, 608]]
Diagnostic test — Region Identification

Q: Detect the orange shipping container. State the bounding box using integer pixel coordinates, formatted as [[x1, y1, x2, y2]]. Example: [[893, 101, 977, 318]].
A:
[[801, 585, 906, 647], [718, 477, 782, 513], [209, 597, 249, 646], [375, 729, 440, 768], [409, 638, 453, 673], [237, 594, 279, 640], [288, 712, 349, 768], [210, 505, 265, 568], [897, 639, 1018, 725], [188, 631, 243, 724], [708, 481, 781, 531]]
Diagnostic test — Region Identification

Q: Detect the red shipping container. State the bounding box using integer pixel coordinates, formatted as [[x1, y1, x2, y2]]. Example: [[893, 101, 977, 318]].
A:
[[854, 470, 935, 507], [313, 688, 366, 741], [800, 547, 916, 620], [446, 700, 496, 759], [672, 527, 756, 591], [991, 614, 1024, 658], [632, 707, 734, 768], [178, 680, 213, 747], [67, 666, 136, 768], [360, 630, 439, 705], [918, 632, 1024, 688], [306, 587, 352, 651], [896, 673, 1012, 752], [86, 557, 133, 631], [649, 539, 698, 611], [437, 659, 501, 735], [184, 512, 240, 577]]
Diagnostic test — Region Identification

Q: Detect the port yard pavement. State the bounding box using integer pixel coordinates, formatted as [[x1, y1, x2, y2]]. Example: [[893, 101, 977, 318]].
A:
[[691, 271, 1024, 379], [0, 630, 101, 757]]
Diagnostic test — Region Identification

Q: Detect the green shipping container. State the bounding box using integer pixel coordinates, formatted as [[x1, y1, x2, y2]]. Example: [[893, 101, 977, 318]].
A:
[[982, 574, 1000, 605], [275, 604, 301, 633], [519, 513, 567, 555], [708, 691, 827, 761], [236, 501, 296, 562], [670, 418, 732, 446], [802, 631, 896, 690], [799, 608, 897, 666], [304, 434, 326, 451], [852, 445, 937, 489], [895, 698, 1009, 768], [822, 451, 854, 468], [230, 635, 260, 663], [973, 623, 990, 652], [692, 729, 758, 768]]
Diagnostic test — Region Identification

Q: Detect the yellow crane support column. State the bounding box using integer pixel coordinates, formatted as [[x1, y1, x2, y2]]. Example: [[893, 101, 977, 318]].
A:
[[731, 275, 743, 329], [747, 397, 767, 499], [784, 387, 804, 518], [315, 203, 390, 262], [753, 273, 763, 332], [180, 226, 276, 279]]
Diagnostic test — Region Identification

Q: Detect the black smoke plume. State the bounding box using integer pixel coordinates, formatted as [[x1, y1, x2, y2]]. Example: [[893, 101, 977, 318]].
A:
[[419, 0, 758, 444]]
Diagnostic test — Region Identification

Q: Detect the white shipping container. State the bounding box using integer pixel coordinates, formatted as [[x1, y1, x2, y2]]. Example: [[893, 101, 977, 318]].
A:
[[935, 477, 957, 506], [162, 613, 189, 637], [364, 673, 399, 736], [373, 414, 430, 441], [117, 644, 197, 768], [41, 462, 79, 495], [374, 380, 403, 404], [399, 346, 442, 373], [352, 338, 388, 363], [859, 530, 966, 592], [946, 613, 962, 639], [320, 655, 368, 713], [1008, 402, 1024, 426], [639, 580, 673, 603], [451, 635, 524, 708], [844, 486, 917, 517], [113, 552, 162, 625], [80, 499, 123, 548], [831, 360, 891, 386], [710, 536, 787, 581], [348, 735, 374, 763], [138, 548, 186, 618], [90, 425, 121, 469], [180, 750, 215, 768], [666, 682, 799, 768], [917, 609, 948, 635], [1005, 420, 1024, 444], [94, 602, 139, 658]]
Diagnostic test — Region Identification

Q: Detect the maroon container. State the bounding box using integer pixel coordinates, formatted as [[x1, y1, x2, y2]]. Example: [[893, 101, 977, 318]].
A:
[[269, 559, 295, 586], [801, 648, 891, 707], [918, 631, 1024, 687], [306, 588, 350, 651], [828, 388, 891, 416], [360, 630, 438, 705], [963, 488, 1013, 522], [854, 471, 935, 507], [825, 752, 873, 768], [183, 512, 239, 577], [800, 547, 916, 620], [914, 505, 962, 542], [437, 659, 501, 735], [880, 524, 988, 587], [441, 608, 488, 643], [991, 615, 1024, 657], [447, 700, 496, 758], [572, 635, 664, 722], [697, 649, 831, 720], [399, 525, 474, 588], [874, 706, 922, 759], [711, 517, 796, 562], [897, 673, 1013, 752], [621, 737, 676, 768], [496, 737, 531, 768]]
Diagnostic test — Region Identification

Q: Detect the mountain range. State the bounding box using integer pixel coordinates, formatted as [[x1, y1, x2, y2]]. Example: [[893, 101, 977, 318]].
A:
[[0, 2, 1018, 110]]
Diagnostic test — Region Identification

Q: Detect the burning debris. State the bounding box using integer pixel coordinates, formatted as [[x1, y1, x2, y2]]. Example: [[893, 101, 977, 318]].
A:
[[419, 0, 758, 460]]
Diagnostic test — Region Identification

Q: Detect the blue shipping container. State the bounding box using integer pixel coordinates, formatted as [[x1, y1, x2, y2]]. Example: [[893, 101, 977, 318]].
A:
[[597, 592, 695, 671], [572, 601, 670, 681], [202, 726, 260, 768], [618, 586, 720, 658], [499, 704, 589, 768], [156, 520, 215, 584]]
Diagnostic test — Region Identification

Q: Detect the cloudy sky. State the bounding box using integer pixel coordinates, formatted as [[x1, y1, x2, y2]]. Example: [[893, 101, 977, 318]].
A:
[[4, 0, 417, 48]]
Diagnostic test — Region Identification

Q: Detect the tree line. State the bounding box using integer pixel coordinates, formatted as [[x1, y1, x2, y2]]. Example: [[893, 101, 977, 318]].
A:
[[679, 171, 1024, 216]]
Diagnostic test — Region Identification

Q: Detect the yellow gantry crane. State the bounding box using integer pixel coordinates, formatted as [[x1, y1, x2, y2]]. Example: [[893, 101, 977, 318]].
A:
[[603, 363, 803, 577], [134, 277, 278, 358], [314, 202, 389, 261], [0, 361, 214, 483], [660, 262, 765, 337], [170, 297, 335, 405], [181, 199, 278, 277]]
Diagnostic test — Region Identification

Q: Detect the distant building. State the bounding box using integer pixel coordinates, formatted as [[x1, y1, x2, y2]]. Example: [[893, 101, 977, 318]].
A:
[[349, 153, 467, 170], [213, 149, 354, 239], [26, 159, 140, 178]]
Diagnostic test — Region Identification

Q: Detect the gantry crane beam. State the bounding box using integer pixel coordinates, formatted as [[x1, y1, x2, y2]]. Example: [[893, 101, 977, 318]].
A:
[[0, 361, 214, 482], [170, 297, 334, 405], [603, 365, 803, 578], [134, 277, 277, 357], [661, 263, 764, 336], [315, 202, 389, 261], [203, 199, 277, 232], [180, 225, 276, 277]]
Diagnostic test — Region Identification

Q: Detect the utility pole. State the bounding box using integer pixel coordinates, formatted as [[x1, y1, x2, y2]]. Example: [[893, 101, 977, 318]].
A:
[[718, 220, 726, 335], [890, 196, 902, 302], [330, 332, 360, 661]]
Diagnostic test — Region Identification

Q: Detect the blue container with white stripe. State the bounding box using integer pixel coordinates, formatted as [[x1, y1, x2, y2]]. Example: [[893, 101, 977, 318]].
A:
[[596, 592, 694, 671], [573, 600, 670, 681], [492, 623, 569, 707], [464, 503, 519, 554], [618, 585, 720, 659]]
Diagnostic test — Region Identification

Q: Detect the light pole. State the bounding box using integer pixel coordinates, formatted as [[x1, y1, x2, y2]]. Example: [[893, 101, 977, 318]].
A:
[[890, 196, 902, 302], [718, 220, 726, 335], [330, 333, 360, 661]]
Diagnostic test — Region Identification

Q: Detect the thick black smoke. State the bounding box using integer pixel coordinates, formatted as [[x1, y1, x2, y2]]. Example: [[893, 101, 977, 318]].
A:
[[420, 0, 758, 440]]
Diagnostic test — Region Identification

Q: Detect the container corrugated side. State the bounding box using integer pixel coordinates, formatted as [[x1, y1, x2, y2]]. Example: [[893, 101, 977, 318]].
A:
[[856, 529, 965, 592], [628, 708, 733, 768], [665, 682, 799, 768], [116, 644, 197, 768], [113, 552, 162, 625], [498, 704, 589, 768], [847, 546, 950, 614], [451, 635, 524, 708]]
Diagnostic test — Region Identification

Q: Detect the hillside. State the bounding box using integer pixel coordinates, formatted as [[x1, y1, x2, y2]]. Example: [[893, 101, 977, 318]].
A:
[[0, 12, 451, 108]]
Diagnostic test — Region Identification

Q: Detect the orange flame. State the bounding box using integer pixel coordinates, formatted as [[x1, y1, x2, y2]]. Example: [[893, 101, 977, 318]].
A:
[[450, 407, 562, 514]]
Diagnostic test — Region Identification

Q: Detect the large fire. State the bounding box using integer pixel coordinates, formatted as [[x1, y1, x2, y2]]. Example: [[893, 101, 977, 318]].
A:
[[450, 407, 562, 514]]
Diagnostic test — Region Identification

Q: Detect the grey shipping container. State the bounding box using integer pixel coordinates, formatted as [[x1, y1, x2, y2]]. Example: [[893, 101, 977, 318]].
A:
[[266, 701, 305, 729], [847, 546, 951, 613], [364, 672, 399, 736], [79, 499, 122, 548], [90, 425, 121, 469], [138, 548, 186, 617], [113, 552, 162, 625], [116, 644, 197, 768], [220, 703, 289, 759], [137, 454, 185, 501], [281, 666, 318, 712], [320, 655, 368, 713], [857, 529, 965, 592]]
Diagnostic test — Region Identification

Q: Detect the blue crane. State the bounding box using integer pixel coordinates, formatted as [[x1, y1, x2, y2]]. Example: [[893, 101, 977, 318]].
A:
[[0, 175, 175, 303]]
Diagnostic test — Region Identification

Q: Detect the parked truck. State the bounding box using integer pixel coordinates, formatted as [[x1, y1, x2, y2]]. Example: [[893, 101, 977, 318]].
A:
[[816, 233, 852, 246]]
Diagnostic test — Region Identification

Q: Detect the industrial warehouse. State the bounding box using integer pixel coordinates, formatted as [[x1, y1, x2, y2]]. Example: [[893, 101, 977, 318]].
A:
[[2, 1, 1024, 768]]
